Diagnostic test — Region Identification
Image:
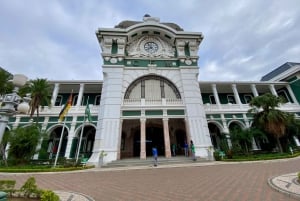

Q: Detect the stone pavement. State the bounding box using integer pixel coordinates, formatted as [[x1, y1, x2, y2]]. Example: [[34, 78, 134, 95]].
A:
[[268, 172, 300, 200], [1, 157, 300, 201]]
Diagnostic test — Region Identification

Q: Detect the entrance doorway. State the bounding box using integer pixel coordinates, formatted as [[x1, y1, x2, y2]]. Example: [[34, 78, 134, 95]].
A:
[[133, 125, 164, 157]]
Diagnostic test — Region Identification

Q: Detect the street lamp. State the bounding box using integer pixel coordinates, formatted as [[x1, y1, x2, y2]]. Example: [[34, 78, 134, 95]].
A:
[[0, 74, 30, 145]]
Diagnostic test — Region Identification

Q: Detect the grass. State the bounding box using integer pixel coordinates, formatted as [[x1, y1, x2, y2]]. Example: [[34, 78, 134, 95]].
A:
[[0, 165, 94, 173], [222, 151, 300, 162]]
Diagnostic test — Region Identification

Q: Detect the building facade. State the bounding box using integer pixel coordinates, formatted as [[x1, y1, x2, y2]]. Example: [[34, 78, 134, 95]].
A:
[[5, 16, 300, 165]]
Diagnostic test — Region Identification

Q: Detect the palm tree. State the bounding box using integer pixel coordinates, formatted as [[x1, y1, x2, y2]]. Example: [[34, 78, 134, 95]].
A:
[[249, 93, 291, 153], [27, 79, 51, 121], [0, 68, 13, 96]]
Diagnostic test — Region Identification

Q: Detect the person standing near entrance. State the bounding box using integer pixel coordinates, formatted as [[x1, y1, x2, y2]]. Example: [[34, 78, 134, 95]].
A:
[[152, 147, 158, 166], [171, 143, 176, 156], [184, 141, 189, 157], [190, 140, 196, 161]]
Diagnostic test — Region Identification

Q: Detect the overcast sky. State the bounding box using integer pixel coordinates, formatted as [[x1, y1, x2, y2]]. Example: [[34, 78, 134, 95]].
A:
[[0, 0, 299, 82]]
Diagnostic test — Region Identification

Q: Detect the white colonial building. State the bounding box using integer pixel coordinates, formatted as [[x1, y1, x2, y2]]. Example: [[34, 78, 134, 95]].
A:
[[4, 15, 300, 165]]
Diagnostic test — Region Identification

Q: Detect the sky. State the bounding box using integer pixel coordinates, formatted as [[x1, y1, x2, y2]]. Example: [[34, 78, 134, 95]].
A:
[[0, 0, 299, 82]]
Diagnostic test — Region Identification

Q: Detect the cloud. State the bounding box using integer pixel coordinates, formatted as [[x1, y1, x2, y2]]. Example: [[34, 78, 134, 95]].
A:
[[0, 0, 299, 82]]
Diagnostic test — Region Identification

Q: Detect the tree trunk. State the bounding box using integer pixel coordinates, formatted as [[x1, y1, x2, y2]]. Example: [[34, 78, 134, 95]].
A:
[[276, 137, 283, 153]]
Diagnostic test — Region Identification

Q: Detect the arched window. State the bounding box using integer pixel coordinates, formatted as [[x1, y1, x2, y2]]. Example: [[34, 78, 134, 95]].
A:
[[124, 75, 181, 99]]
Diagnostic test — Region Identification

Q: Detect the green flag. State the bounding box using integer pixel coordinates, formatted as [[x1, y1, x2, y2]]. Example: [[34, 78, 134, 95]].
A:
[[85, 97, 92, 122]]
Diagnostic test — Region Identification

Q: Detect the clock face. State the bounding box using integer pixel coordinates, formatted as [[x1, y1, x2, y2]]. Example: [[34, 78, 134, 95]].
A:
[[144, 42, 158, 54]]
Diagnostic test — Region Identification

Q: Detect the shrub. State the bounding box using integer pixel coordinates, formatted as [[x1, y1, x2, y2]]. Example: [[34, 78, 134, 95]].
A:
[[41, 190, 59, 201], [20, 177, 41, 198], [213, 150, 221, 161], [0, 180, 16, 197]]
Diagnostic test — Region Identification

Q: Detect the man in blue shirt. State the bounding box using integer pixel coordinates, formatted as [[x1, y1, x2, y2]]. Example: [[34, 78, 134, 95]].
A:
[[152, 147, 158, 166]]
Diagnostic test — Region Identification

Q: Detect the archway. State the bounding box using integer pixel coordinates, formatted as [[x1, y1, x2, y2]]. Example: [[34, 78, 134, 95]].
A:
[[47, 126, 69, 159], [72, 125, 96, 159], [208, 122, 223, 149]]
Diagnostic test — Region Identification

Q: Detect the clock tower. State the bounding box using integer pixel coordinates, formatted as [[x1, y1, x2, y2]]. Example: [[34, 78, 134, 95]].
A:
[[89, 15, 212, 165]]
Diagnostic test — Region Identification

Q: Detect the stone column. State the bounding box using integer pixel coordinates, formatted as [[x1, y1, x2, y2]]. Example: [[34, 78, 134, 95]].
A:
[[184, 118, 191, 143], [163, 118, 171, 158], [50, 83, 60, 107], [64, 116, 77, 158], [140, 118, 146, 159], [117, 119, 123, 160], [212, 84, 221, 108], [231, 84, 242, 105], [269, 84, 278, 96], [76, 84, 85, 107], [250, 84, 259, 97]]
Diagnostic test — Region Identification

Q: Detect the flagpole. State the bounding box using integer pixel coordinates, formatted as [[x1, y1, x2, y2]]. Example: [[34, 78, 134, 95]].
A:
[[75, 115, 85, 163], [53, 117, 66, 168], [75, 96, 89, 163]]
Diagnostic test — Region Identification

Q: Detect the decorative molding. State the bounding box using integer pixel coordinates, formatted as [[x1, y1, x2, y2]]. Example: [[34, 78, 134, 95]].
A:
[[126, 35, 175, 58]]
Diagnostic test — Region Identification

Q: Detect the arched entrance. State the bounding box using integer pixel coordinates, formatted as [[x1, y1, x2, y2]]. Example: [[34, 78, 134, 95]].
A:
[[47, 126, 69, 159], [208, 122, 223, 149], [71, 125, 95, 159], [132, 120, 164, 157]]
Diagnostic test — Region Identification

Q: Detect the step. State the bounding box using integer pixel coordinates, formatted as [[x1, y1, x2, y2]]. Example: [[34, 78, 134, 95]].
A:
[[101, 156, 209, 168]]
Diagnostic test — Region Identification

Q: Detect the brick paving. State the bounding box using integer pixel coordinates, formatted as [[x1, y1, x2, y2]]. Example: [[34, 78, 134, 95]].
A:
[[1, 157, 300, 201]]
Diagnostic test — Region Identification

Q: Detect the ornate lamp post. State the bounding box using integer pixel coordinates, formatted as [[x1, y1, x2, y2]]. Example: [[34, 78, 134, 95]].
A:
[[0, 74, 30, 145]]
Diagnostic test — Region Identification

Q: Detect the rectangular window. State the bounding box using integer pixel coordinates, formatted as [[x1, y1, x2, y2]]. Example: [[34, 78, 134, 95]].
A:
[[209, 95, 216, 104], [227, 95, 236, 104], [244, 95, 253, 104]]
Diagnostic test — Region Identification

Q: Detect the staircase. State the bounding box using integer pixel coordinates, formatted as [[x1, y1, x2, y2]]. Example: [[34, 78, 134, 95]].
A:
[[101, 156, 210, 168]]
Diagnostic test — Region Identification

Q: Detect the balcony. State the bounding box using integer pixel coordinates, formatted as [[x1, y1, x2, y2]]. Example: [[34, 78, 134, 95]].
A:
[[123, 98, 183, 106], [203, 102, 300, 114]]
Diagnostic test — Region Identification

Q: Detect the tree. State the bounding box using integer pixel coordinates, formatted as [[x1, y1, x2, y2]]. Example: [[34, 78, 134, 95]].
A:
[[230, 127, 266, 154], [27, 79, 51, 121], [249, 93, 291, 153], [0, 69, 13, 96], [7, 125, 41, 165]]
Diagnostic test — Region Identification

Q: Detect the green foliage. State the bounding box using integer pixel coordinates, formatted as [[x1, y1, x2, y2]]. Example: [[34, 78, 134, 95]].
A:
[[213, 150, 221, 161], [0, 165, 94, 173], [0, 180, 16, 196], [27, 78, 51, 120], [249, 93, 292, 153], [0, 177, 59, 200], [41, 190, 59, 201], [230, 127, 266, 154], [20, 177, 41, 198], [0, 69, 13, 95], [7, 125, 41, 165]]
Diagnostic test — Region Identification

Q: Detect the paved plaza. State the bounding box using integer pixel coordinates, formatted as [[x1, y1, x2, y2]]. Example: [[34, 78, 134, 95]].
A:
[[1, 157, 300, 201]]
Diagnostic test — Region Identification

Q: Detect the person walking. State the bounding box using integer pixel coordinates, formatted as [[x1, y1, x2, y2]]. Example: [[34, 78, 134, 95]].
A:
[[152, 147, 158, 166], [190, 140, 196, 161], [184, 141, 189, 157], [171, 143, 177, 156]]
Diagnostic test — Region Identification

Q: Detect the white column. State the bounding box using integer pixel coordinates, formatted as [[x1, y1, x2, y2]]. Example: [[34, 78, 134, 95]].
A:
[[243, 113, 250, 128], [293, 136, 300, 146], [117, 119, 123, 160], [231, 84, 242, 105], [140, 118, 146, 159], [163, 118, 171, 158], [286, 85, 298, 104], [212, 84, 221, 107], [76, 84, 85, 107], [251, 84, 259, 97], [51, 83, 60, 107], [64, 116, 77, 158], [269, 84, 278, 96]]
